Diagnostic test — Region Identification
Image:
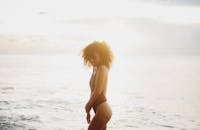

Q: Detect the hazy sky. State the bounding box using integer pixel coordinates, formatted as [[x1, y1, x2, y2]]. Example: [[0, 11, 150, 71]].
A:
[[0, 0, 199, 54], [141, 0, 200, 6]]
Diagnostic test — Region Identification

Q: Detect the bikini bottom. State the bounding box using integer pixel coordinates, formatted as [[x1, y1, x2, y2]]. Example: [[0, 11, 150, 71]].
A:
[[93, 95, 107, 113]]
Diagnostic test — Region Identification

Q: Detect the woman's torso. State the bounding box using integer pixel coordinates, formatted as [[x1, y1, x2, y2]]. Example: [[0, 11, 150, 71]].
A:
[[89, 66, 107, 95], [89, 66, 108, 111], [90, 66, 112, 120]]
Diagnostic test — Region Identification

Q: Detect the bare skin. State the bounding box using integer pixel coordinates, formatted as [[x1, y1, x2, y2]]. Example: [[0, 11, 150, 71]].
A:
[[85, 52, 112, 130]]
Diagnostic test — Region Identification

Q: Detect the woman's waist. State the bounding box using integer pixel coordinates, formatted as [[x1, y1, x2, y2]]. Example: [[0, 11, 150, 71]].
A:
[[92, 95, 107, 110]]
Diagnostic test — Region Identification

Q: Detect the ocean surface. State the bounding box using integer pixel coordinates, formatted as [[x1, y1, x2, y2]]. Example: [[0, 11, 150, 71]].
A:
[[0, 53, 200, 130]]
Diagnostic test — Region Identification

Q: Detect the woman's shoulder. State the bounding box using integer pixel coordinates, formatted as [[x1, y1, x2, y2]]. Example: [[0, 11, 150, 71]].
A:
[[96, 65, 109, 76]]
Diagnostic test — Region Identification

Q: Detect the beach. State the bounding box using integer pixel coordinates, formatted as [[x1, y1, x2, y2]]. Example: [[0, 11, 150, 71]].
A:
[[0, 0, 200, 129], [0, 53, 200, 130]]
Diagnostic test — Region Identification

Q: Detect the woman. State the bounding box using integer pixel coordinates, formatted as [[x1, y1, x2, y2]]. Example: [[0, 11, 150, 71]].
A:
[[82, 41, 113, 130]]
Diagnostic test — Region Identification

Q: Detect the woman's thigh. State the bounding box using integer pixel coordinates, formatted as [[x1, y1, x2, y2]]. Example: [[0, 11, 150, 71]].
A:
[[88, 113, 107, 130]]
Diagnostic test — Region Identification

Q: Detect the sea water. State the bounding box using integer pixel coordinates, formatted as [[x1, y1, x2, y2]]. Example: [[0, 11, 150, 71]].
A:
[[0, 53, 200, 130]]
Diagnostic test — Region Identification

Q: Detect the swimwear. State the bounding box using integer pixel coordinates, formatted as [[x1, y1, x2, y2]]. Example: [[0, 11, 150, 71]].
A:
[[93, 94, 107, 112]]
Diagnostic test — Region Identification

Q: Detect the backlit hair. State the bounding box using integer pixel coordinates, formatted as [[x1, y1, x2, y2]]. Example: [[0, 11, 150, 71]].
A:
[[82, 41, 113, 69]]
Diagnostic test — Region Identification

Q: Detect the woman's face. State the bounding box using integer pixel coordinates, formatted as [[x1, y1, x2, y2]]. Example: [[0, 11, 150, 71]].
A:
[[89, 52, 101, 67]]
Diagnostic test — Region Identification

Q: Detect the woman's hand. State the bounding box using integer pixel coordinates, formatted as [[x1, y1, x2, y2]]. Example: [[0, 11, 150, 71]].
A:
[[85, 101, 92, 123], [86, 112, 91, 124]]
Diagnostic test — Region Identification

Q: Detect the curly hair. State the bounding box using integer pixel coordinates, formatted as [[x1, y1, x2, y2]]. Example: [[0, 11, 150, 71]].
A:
[[82, 41, 113, 69]]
